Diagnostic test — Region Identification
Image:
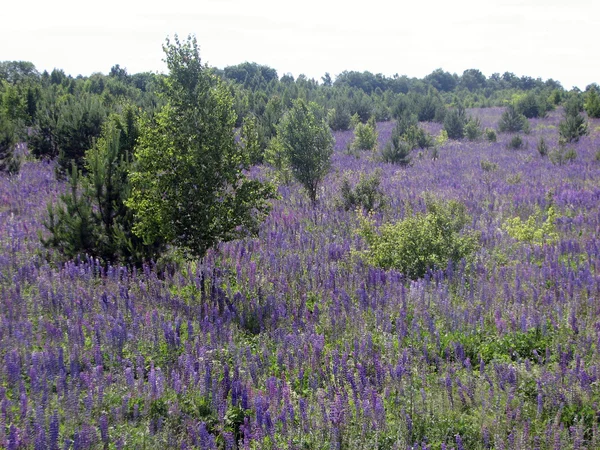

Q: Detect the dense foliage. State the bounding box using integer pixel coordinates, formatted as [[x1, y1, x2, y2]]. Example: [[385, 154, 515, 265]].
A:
[[498, 104, 530, 133], [42, 107, 163, 266], [357, 197, 479, 279], [127, 36, 277, 259], [338, 169, 386, 212]]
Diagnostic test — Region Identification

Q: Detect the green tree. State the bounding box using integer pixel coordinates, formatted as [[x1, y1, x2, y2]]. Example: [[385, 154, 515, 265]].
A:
[[42, 107, 164, 265], [498, 104, 530, 133], [443, 106, 467, 139], [28, 88, 107, 176], [277, 98, 334, 205], [517, 92, 548, 118], [127, 35, 276, 259], [0, 113, 20, 174], [558, 112, 588, 144], [351, 116, 378, 151], [381, 127, 412, 166], [584, 88, 600, 118]]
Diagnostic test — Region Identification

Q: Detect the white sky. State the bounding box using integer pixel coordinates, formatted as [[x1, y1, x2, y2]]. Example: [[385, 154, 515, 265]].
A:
[[3, 0, 599, 90]]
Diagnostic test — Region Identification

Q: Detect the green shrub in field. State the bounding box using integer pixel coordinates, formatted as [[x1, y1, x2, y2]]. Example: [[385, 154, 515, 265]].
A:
[[351, 116, 378, 151], [536, 136, 549, 157], [357, 197, 479, 279], [480, 159, 498, 172], [498, 104, 530, 133], [443, 106, 467, 139], [381, 137, 412, 166], [338, 170, 386, 213], [503, 205, 559, 245], [464, 116, 482, 141], [484, 127, 497, 142], [549, 146, 577, 166], [507, 134, 525, 150], [558, 112, 588, 144]]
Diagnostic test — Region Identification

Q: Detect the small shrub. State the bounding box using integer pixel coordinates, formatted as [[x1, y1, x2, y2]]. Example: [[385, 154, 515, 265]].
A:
[[464, 117, 482, 141], [536, 137, 549, 157], [264, 136, 293, 184], [517, 92, 548, 118], [443, 106, 467, 139], [405, 125, 433, 149], [563, 95, 583, 116], [484, 128, 497, 142], [498, 104, 530, 133], [507, 134, 525, 150], [328, 106, 352, 131], [357, 197, 479, 279], [506, 172, 522, 185], [503, 205, 559, 245], [558, 112, 588, 144], [381, 119, 416, 166], [351, 116, 378, 151], [480, 159, 498, 172], [338, 170, 386, 213], [395, 111, 418, 137], [435, 129, 449, 147], [549, 146, 577, 166], [381, 138, 411, 166]]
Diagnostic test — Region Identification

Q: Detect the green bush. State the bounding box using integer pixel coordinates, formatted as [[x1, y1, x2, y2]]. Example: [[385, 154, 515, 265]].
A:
[[381, 119, 416, 166], [351, 116, 378, 151], [480, 159, 498, 172], [498, 104, 530, 133], [464, 116, 482, 141], [558, 112, 588, 144], [394, 111, 418, 136], [405, 125, 433, 149], [443, 106, 467, 139], [338, 170, 386, 213], [549, 146, 577, 166], [42, 107, 165, 266], [507, 134, 525, 150], [328, 104, 352, 131], [28, 90, 107, 177], [517, 92, 548, 118], [502, 205, 558, 245], [536, 137, 549, 156], [484, 128, 497, 142], [381, 138, 411, 166], [563, 94, 583, 116], [584, 88, 600, 118], [357, 197, 479, 279]]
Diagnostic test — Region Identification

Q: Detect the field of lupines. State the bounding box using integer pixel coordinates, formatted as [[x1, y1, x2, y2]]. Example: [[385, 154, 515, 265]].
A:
[[1, 108, 600, 449]]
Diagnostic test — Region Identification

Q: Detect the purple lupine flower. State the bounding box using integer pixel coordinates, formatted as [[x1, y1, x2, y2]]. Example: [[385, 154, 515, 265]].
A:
[[7, 424, 19, 450], [455, 433, 464, 450], [98, 414, 109, 445], [198, 422, 217, 450], [19, 391, 27, 420]]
